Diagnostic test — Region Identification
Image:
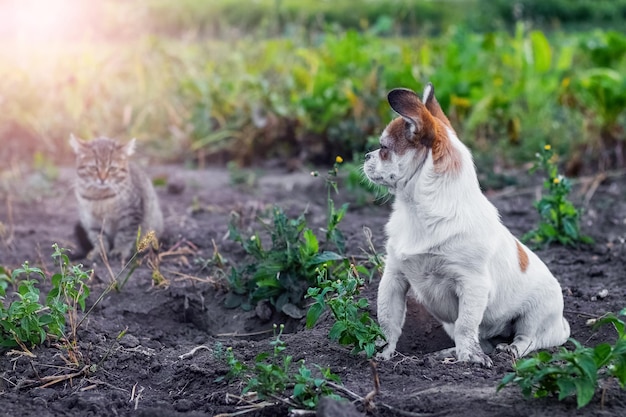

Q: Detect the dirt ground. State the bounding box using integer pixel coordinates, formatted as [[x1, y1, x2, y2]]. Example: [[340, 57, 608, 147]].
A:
[[1, 163, 625, 417]]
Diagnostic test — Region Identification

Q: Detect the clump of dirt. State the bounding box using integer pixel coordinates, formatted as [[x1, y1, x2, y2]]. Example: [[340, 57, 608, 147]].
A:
[[0, 165, 625, 417]]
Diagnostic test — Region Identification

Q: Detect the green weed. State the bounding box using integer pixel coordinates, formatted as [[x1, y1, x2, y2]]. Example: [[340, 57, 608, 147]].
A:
[[216, 324, 343, 409], [226, 206, 344, 316], [306, 264, 384, 358], [523, 145, 593, 248], [320, 156, 349, 254], [498, 308, 626, 408], [0, 245, 91, 351]]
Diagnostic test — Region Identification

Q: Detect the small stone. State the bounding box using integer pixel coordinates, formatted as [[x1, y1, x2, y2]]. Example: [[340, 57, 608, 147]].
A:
[[173, 399, 194, 412], [119, 334, 140, 348], [316, 396, 364, 417], [167, 177, 186, 195], [597, 289, 609, 299], [255, 301, 272, 322]]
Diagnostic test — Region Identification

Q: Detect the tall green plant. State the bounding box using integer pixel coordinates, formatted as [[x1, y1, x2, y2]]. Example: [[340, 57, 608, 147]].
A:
[[523, 145, 592, 247]]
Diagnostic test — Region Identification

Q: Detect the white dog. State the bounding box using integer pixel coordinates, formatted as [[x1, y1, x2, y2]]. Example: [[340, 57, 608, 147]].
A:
[[364, 84, 570, 367]]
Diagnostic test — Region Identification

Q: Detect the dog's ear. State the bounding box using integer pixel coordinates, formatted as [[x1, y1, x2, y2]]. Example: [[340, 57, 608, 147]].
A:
[[422, 83, 453, 130], [388, 88, 436, 147]]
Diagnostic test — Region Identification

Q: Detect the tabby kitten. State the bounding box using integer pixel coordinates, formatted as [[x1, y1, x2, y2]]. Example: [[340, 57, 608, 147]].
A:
[[69, 135, 164, 262]]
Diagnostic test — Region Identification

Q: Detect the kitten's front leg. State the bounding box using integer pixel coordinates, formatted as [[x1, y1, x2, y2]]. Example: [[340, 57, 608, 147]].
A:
[[111, 229, 140, 264], [376, 259, 409, 360], [85, 226, 110, 261]]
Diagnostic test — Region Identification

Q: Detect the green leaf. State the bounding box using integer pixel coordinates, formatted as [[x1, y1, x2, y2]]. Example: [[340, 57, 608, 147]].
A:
[[306, 251, 344, 267], [497, 373, 517, 391], [306, 303, 325, 329], [293, 383, 306, 398], [556, 378, 577, 400], [302, 229, 319, 255], [574, 378, 596, 408], [530, 30, 552, 73], [282, 303, 305, 319], [574, 355, 598, 383], [223, 293, 244, 309], [593, 343, 613, 367], [328, 321, 348, 341]]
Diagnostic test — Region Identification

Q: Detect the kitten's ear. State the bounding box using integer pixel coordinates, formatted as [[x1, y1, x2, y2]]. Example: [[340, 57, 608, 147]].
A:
[[69, 134, 85, 154], [124, 138, 136, 156]]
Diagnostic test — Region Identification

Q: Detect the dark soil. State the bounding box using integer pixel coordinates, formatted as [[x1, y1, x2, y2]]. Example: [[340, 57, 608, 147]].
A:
[[1, 164, 626, 417]]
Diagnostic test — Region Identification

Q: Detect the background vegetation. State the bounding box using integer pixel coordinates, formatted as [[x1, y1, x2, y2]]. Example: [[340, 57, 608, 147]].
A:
[[1, 0, 624, 178]]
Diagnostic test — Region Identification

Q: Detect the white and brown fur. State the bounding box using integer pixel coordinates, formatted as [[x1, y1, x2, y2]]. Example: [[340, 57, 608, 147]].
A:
[[70, 135, 163, 263], [364, 84, 569, 366]]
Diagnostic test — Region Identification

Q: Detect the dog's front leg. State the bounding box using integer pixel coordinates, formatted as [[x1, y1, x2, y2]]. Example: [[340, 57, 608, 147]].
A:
[[376, 260, 409, 360], [454, 276, 493, 367]]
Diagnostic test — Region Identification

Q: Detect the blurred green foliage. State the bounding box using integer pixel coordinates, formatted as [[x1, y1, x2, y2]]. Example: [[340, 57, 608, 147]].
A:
[[1, 1, 625, 176]]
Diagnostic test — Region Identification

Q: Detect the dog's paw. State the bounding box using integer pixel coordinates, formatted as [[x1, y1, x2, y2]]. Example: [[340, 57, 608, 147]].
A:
[[376, 346, 396, 361], [496, 343, 520, 359], [456, 348, 493, 368]]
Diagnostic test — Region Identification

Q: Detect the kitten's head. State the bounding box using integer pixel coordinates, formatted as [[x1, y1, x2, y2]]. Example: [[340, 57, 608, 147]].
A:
[[69, 135, 136, 199]]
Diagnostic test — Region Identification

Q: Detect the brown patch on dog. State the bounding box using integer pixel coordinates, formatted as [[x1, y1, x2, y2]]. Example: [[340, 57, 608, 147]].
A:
[[385, 118, 421, 153], [431, 120, 462, 174], [425, 91, 453, 130], [516, 240, 529, 273]]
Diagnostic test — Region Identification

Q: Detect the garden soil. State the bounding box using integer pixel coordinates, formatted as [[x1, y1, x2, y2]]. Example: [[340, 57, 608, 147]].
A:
[[1, 165, 625, 417]]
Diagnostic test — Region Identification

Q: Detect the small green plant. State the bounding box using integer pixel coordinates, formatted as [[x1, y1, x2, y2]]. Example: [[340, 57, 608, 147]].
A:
[[523, 145, 593, 247], [216, 324, 343, 409], [226, 206, 344, 316], [498, 308, 626, 408], [0, 266, 55, 349], [0, 246, 91, 351], [306, 264, 384, 358], [321, 156, 350, 254], [48, 244, 91, 340]]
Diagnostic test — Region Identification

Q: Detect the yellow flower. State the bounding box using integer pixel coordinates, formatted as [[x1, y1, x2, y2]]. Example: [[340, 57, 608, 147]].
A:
[[561, 77, 570, 88], [544, 144, 551, 151], [335, 156, 344, 164], [553, 177, 560, 184]]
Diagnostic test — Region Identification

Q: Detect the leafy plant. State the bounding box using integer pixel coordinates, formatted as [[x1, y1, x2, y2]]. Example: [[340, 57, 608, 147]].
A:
[[0, 268, 54, 349], [226, 206, 344, 316], [498, 308, 626, 408], [306, 264, 384, 358], [523, 145, 592, 248], [0, 246, 91, 351], [216, 324, 343, 409]]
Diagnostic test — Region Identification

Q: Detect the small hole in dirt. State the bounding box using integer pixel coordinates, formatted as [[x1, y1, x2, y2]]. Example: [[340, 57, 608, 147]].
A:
[[396, 299, 454, 354], [174, 290, 304, 341]]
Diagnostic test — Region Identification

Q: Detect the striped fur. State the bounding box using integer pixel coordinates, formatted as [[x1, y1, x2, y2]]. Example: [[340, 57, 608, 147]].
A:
[[70, 136, 163, 262]]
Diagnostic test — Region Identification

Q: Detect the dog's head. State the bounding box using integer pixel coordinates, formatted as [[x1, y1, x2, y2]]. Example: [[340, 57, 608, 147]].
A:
[[364, 83, 460, 192]]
